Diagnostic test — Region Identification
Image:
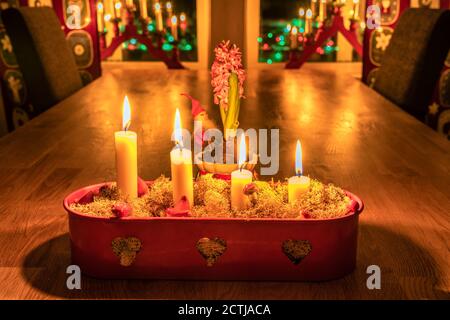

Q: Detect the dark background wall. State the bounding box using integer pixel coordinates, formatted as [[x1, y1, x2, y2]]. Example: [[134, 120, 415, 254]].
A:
[[210, 0, 246, 67]]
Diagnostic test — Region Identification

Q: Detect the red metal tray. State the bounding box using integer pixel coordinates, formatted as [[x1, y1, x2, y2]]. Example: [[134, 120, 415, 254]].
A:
[[64, 182, 364, 281]]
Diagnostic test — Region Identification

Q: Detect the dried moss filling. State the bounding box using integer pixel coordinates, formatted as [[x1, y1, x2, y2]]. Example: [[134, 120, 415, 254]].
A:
[[69, 174, 352, 219]]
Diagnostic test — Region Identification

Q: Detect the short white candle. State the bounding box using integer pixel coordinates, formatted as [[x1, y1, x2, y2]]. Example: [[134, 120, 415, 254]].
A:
[[170, 109, 194, 207], [288, 140, 311, 203], [115, 96, 138, 199], [231, 135, 252, 211]]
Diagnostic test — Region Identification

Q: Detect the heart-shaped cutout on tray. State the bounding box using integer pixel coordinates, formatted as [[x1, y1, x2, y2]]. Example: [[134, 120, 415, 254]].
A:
[[282, 239, 312, 265], [111, 237, 142, 267], [196, 237, 227, 267]]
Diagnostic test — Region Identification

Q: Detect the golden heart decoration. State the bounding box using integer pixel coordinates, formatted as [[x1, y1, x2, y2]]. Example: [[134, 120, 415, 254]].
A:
[[282, 239, 312, 265], [111, 236, 142, 267], [196, 237, 227, 267]]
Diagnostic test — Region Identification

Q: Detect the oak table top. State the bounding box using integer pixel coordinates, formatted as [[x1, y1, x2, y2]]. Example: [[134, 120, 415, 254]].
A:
[[0, 63, 448, 299]]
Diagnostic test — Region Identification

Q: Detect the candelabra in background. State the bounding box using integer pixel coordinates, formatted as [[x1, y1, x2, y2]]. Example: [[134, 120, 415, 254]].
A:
[[286, 0, 363, 69], [97, 1, 189, 69]]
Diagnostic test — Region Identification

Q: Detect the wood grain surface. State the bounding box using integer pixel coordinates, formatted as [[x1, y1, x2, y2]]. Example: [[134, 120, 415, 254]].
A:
[[0, 62, 448, 299]]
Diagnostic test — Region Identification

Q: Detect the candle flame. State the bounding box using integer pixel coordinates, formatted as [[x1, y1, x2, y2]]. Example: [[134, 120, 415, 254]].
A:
[[238, 135, 247, 169], [122, 95, 131, 131], [306, 9, 313, 19], [291, 26, 298, 35], [174, 108, 183, 148], [166, 1, 172, 10], [286, 23, 292, 31], [171, 15, 177, 25], [180, 13, 186, 21], [299, 8, 305, 17], [295, 139, 303, 176], [154, 2, 161, 11], [114, 1, 122, 10]]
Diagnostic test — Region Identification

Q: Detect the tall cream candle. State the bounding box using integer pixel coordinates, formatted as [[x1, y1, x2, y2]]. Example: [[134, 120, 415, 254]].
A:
[[171, 15, 178, 40], [305, 9, 313, 35], [114, 1, 122, 19], [171, 109, 194, 207], [115, 96, 138, 200], [166, 1, 173, 18], [140, 0, 148, 18], [154, 2, 163, 31], [318, 0, 326, 22], [231, 135, 253, 211], [352, 0, 360, 19], [180, 12, 187, 35], [288, 140, 310, 203], [311, 0, 317, 18], [97, 2, 105, 32], [299, 7, 305, 27], [290, 26, 298, 49]]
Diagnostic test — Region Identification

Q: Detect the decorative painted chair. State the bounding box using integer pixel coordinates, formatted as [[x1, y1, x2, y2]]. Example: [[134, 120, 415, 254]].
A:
[[373, 8, 450, 120], [1, 7, 83, 114]]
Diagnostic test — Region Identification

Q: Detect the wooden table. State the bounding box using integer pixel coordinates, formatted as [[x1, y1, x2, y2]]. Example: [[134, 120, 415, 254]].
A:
[[0, 63, 448, 299]]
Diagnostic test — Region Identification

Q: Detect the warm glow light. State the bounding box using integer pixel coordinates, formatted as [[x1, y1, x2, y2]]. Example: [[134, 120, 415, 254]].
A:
[[114, 2, 122, 10], [353, 0, 359, 3], [306, 9, 313, 19], [238, 135, 247, 167], [174, 108, 183, 147], [171, 15, 177, 25], [97, 2, 103, 11], [104, 13, 111, 21], [122, 96, 131, 131], [295, 140, 303, 175], [166, 1, 172, 10], [180, 12, 186, 21], [286, 23, 292, 31], [155, 2, 161, 11], [291, 26, 298, 35], [299, 8, 305, 17]]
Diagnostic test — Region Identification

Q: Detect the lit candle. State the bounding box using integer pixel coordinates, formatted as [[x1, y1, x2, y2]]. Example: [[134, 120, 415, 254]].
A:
[[286, 23, 292, 32], [166, 1, 173, 18], [180, 12, 187, 35], [290, 26, 298, 49], [352, 0, 359, 19], [154, 2, 163, 31], [311, 0, 317, 18], [318, 0, 326, 22], [298, 7, 305, 32], [171, 15, 178, 40], [305, 9, 313, 34], [114, 1, 122, 19], [170, 109, 194, 207], [126, 0, 133, 8], [231, 135, 253, 211], [97, 2, 104, 33], [288, 140, 311, 204], [115, 96, 138, 200], [140, 0, 148, 18]]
